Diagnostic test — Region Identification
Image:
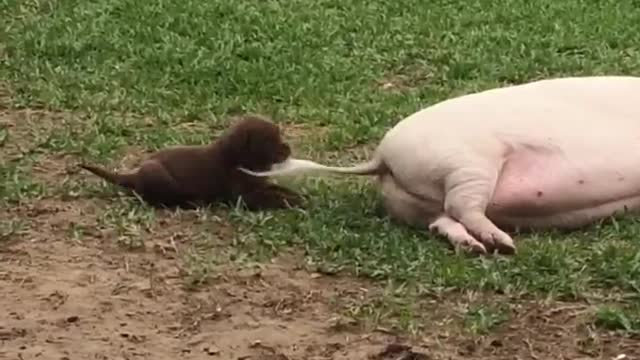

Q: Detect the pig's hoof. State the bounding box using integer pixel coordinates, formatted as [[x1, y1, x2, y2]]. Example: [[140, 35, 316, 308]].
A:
[[499, 242, 517, 255], [428, 219, 488, 255], [467, 241, 489, 255], [478, 231, 516, 255], [453, 237, 488, 256]]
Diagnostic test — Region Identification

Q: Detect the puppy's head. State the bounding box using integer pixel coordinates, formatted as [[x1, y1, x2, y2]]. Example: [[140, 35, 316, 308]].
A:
[[223, 115, 291, 171]]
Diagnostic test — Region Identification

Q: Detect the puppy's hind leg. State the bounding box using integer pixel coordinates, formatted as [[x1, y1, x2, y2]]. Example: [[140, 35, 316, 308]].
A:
[[443, 163, 516, 255], [135, 160, 193, 208]]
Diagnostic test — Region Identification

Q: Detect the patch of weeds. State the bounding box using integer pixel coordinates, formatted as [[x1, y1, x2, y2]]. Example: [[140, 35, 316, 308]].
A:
[[0, 218, 26, 243], [464, 303, 511, 335], [66, 222, 92, 243], [181, 249, 221, 290], [594, 305, 640, 336], [0, 161, 47, 203], [337, 281, 429, 334], [98, 197, 156, 250], [58, 174, 97, 200], [180, 235, 225, 289], [169, 209, 238, 289], [0, 125, 8, 147]]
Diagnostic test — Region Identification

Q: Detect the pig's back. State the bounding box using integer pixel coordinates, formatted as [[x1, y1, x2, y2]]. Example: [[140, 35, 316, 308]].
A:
[[383, 76, 640, 154]]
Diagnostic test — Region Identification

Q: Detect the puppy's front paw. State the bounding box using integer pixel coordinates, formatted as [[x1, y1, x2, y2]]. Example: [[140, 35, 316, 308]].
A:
[[271, 186, 307, 209], [282, 193, 306, 209]]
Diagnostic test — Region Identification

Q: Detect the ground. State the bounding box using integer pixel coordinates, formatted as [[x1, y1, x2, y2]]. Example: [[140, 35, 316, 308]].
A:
[[2, 107, 638, 360], [1, 194, 637, 360], [2, 0, 640, 359]]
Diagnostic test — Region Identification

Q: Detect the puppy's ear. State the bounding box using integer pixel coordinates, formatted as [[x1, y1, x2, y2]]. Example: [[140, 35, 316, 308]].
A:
[[224, 123, 252, 156], [221, 117, 285, 170], [223, 122, 262, 160]]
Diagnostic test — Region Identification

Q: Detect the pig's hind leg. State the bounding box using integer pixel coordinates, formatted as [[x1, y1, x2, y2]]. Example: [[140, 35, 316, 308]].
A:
[[379, 174, 486, 254], [442, 159, 517, 255]]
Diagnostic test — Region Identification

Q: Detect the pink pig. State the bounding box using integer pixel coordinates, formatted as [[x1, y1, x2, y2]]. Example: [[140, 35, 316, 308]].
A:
[[241, 76, 640, 255]]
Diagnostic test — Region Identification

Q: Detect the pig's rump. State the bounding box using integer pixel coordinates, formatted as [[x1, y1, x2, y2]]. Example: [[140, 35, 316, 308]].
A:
[[382, 75, 640, 230]]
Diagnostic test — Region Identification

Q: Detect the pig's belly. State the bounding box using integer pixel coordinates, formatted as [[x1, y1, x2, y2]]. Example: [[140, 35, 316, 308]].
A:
[[488, 148, 640, 230]]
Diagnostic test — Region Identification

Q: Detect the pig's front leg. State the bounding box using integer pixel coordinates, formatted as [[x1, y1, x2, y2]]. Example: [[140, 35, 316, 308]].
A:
[[443, 164, 516, 255], [428, 215, 487, 254]]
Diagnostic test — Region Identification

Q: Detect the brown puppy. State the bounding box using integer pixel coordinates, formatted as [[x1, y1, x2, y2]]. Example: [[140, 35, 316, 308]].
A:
[[79, 115, 304, 210]]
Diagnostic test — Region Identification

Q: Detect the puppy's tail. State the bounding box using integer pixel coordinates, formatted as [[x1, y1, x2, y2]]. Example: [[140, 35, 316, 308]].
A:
[[78, 163, 137, 190], [239, 156, 385, 178]]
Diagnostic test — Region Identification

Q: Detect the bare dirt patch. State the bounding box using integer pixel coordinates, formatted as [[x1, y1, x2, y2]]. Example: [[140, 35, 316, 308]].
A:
[[0, 197, 411, 360], [0, 194, 640, 360], [450, 301, 638, 359], [375, 64, 436, 93], [2, 194, 637, 360]]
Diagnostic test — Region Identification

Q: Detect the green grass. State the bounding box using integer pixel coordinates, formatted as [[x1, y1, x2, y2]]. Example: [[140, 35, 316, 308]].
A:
[[595, 304, 640, 335], [3, 0, 640, 336], [232, 181, 640, 298], [464, 303, 511, 335]]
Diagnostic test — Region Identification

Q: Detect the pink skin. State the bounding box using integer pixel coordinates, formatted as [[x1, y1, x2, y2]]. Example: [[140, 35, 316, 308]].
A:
[[241, 76, 640, 255], [487, 143, 640, 230]]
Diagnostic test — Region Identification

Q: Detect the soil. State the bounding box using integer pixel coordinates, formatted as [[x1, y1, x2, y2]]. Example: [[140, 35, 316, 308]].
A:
[[1, 107, 639, 360], [0, 197, 420, 360]]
